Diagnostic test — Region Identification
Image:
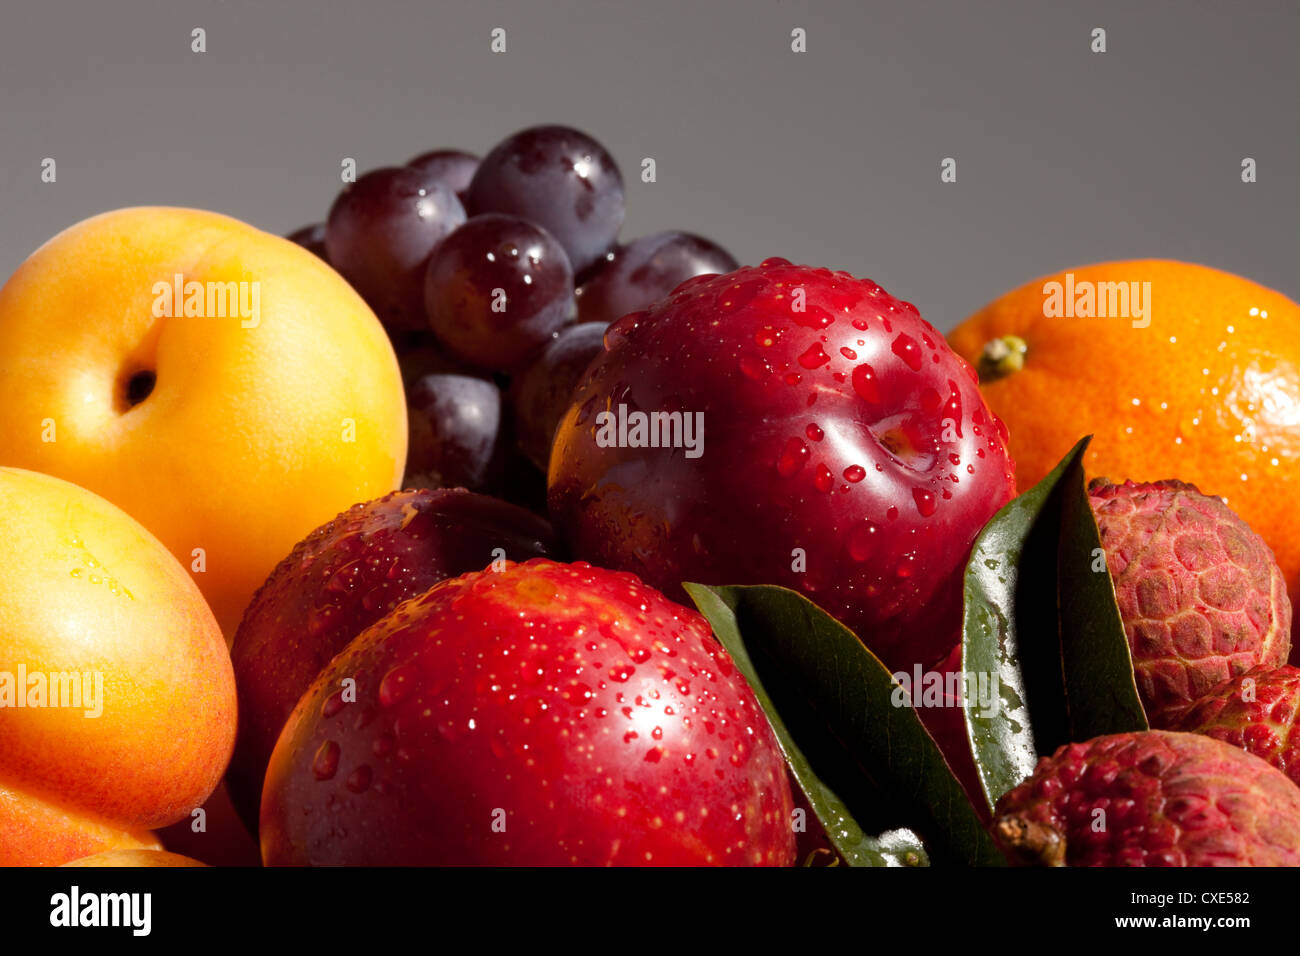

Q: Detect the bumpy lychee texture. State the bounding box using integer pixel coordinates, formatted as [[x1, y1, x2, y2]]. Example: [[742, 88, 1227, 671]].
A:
[[1088, 478, 1291, 727], [993, 730, 1300, 866], [1175, 665, 1300, 787]]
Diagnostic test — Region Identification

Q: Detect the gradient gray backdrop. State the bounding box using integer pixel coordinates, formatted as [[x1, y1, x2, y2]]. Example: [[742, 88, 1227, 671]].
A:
[[2, 0, 1296, 330]]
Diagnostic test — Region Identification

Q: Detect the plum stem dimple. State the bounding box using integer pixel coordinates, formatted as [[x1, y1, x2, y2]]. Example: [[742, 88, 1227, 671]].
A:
[[977, 335, 1028, 382]]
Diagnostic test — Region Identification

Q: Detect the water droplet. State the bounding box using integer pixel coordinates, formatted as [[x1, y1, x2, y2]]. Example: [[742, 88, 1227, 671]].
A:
[[605, 311, 644, 348], [346, 765, 372, 794], [840, 346, 858, 360], [843, 464, 866, 483], [561, 680, 593, 703], [851, 317, 868, 331], [892, 333, 923, 371], [740, 355, 770, 380], [379, 666, 413, 708], [776, 437, 810, 477], [608, 665, 635, 682], [852, 363, 881, 403], [848, 523, 878, 561], [814, 464, 834, 493], [944, 384, 964, 437], [718, 278, 763, 313], [797, 343, 830, 369], [312, 741, 340, 781], [322, 691, 347, 719], [791, 304, 834, 330], [913, 488, 937, 517], [805, 423, 824, 442]]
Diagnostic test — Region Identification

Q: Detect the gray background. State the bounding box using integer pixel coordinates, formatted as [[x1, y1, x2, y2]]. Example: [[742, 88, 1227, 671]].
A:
[[2, 0, 1296, 331]]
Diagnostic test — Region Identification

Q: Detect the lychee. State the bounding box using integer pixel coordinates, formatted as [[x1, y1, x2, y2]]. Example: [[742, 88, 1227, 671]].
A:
[[992, 730, 1300, 866], [1088, 478, 1291, 727], [1174, 665, 1300, 787]]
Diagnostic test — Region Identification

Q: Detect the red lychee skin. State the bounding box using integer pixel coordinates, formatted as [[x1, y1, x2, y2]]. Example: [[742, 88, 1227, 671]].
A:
[[993, 730, 1300, 866], [548, 259, 1017, 672], [1088, 478, 1292, 727], [259, 559, 797, 866], [227, 489, 557, 832], [1174, 665, 1300, 787]]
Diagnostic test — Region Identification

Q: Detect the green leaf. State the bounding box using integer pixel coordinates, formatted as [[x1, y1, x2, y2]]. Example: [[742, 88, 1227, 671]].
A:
[[961, 436, 1090, 814], [1057, 454, 1149, 739], [685, 582, 1003, 867]]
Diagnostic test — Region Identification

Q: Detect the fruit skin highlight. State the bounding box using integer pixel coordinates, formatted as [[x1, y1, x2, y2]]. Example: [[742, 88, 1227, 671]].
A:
[[1174, 665, 1300, 786], [0, 468, 236, 866], [228, 488, 557, 832], [1088, 478, 1291, 727], [992, 730, 1300, 866], [0, 207, 409, 635], [948, 260, 1300, 640], [549, 259, 1016, 672], [260, 559, 796, 866]]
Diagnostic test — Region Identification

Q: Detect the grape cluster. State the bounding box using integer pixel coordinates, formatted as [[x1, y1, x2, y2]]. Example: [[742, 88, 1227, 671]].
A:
[[288, 125, 737, 508]]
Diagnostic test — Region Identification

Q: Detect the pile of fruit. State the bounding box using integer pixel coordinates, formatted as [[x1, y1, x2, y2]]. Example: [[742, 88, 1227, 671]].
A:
[[1, 124, 1299, 867]]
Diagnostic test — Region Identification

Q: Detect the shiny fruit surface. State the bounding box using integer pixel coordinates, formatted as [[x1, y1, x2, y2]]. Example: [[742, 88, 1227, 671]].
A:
[[260, 559, 796, 866], [549, 259, 1016, 671]]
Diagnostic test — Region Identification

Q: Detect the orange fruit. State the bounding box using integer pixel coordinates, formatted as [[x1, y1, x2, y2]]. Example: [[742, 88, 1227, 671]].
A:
[[948, 259, 1300, 638]]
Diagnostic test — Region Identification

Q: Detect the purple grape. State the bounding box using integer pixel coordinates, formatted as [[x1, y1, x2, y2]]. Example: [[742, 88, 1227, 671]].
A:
[[574, 246, 618, 288], [576, 231, 738, 326], [326, 166, 466, 333], [466, 125, 624, 274], [507, 322, 608, 471], [424, 213, 574, 373], [286, 223, 328, 261], [405, 373, 505, 491], [406, 149, 479, 203], [394, 334, 488, 391]]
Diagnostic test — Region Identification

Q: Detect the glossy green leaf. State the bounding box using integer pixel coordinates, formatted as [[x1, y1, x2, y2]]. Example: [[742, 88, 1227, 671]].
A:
[[1057, 455, 1148, 738], [686, 582, 1003, 867], [961, 436, 1090, 813]]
